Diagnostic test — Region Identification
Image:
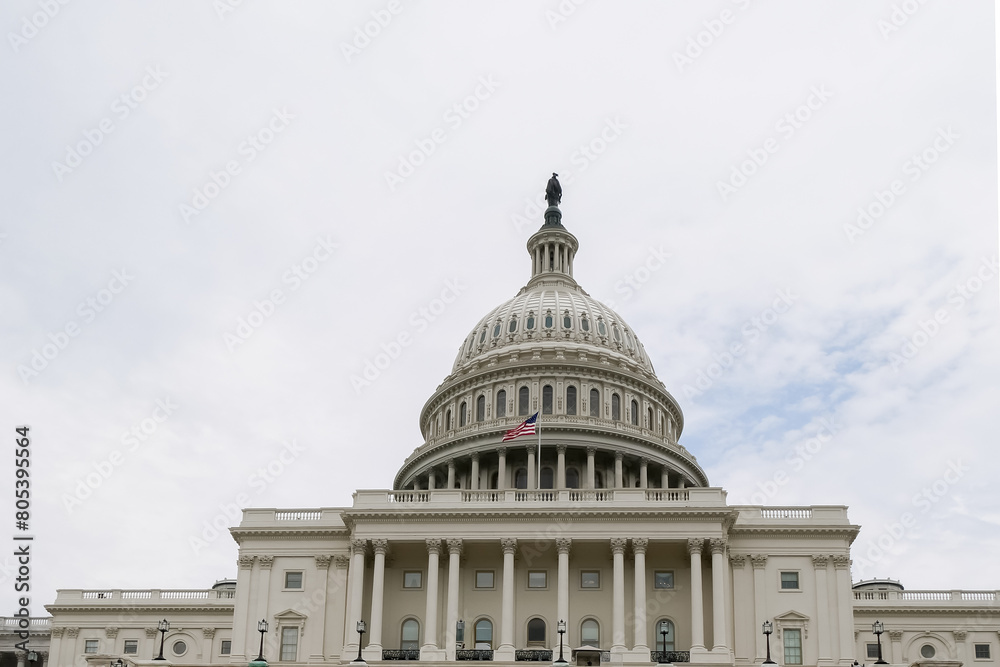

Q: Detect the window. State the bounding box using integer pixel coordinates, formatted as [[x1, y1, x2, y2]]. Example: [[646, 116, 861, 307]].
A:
[[446, 409, 452, 430], [780, 571, 799, 590], [542, 385, 553, 414], [590, 389, 600, 417], [401, 619, 420, 650], [496, 390, 507, 418], [544, 311, 554, 329], [612, 325, 622, 343], [476, 570, 495, 589], [479, 328, 487, 345], [515, 468, 527, 489], [921, 645, 936, 659], [279, 628, 298, 661], [124, 640, 138, 654], [403, 571, 423, 588], [509, 317, 518, 333], [566, 468, 580, 489], [867, 644, 880, 659], [595, 471, 605, 489], [527, 618, 546, 643], [631, 399, 639, 425], [85, 640, 98, 654], [221, 640, 232, 655], [460, 401, 467, 427], [528, 571, 547, 588], [285, 571, 303, 589], [493, 321, 502, 339], [655, 620, 675, 651], [566, 386, 577, 415], [783, 629, 802, 665], [647, 407, 653, 428], [476, 395, 485, 422], [597, 318, 607, 336], [611, 394, 621, 420], [654, 571, 674, 589], [975, 644, 991, 659], [173, 641, 188, 656], [540, 466, 553, 489], [581, 570, 600, 588], [581, 314, 590, 331], [526, 313, 536, 330], [563, 311, 572, 329], [519, 387, 530, 415], [474, 619, 493, 649], [581, 619, 600, 647]]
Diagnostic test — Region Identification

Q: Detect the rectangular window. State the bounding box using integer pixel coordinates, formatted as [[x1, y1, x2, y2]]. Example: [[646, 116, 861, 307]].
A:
[[975, 645, 991, 659], [123, 640, 138, 655], [284, 571, 303, 589], [475, 570, 495, 589], [221, 640, 232, 655], [867, 644, 880, 659], [783, 629, 802, 665], [780, 571, 800, 590], [581, 570, 600, 588], [403, 571, 423, 588], [85, 640, 99, 654], [654, 571, 674, 589], [528, 571, 547, 588], [280, 627, 298, 661]]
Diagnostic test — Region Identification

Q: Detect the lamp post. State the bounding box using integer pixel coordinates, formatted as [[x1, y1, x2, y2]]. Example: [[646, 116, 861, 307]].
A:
[[762, 621, 776, 665], [554, 620, 567, 666], [110, 660, 124, 667], [251, 618, 268, 665], [457, 619, 465, 650], [872, 621, 888, 665], [154, 619, 169, 660], [659, 620, 671, 664], [27, 653, 38, 665], [352, 620, 367, 664]]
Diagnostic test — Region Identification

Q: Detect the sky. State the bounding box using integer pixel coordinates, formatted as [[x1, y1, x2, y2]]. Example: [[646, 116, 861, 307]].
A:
[[1, 1, 998, 616]]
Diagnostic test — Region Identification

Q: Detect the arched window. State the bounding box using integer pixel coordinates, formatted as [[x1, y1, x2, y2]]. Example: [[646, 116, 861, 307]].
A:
[[655, 619, 675, 651], [474, 619, 493, 649], [612, 394, 621, 421], [401, 619, 420, 650], [566, 468, 580, 489], [562, 310, 572, 330], [540, 466, 554, 489], [542, 385, 553, 414], [566, 386, 577, 415], [527, 618, 546, 644], [445, 409, 452, 431], [595, 471, 605, 489], [508, 317, 518, 333], [496, 390, 507, 418], [589, 389, 600, 417], [647, 407, 653, 429], [459, 402, 467, 427], [581, 619, 600, 647], [492, 321, 502, 340], [519, 387, 530, 415], [631, 399, 639, 425], [476, 395, 486, 422], [514, 468, 527, 489]]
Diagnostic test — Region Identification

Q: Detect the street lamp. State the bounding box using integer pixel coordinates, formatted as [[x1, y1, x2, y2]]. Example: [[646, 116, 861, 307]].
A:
[[154, 619, 169, 661], [352, 620, 367, 664], [27, 653, 38, 664], [110, 660, 124, 667], [457, 619, 465, 650], [872, 621, 888, 665], [659, 620, 671, 663], [762, 621, 776, 665], [554, 620, 567, 666]]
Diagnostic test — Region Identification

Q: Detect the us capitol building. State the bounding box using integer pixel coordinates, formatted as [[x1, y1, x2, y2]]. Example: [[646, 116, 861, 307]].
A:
[[32, 191, 999, 667]]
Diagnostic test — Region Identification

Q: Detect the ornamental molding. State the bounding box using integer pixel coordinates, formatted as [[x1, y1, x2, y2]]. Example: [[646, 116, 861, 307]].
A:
[[750, 554, 768, 569], [258, 555, 274, 569], [342, 507, 738, 529], [610, 537, 628, 554], [238, 555, 256, 569], [230, 528, 350, 544], [203, 628, 216, 638], [315, 554, 334, 569], [105, 626, 119, 638]]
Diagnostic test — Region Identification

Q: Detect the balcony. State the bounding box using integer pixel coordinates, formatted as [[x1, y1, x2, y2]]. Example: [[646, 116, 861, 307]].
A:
[[651, 650, 691, 663], [853, 589, 998, 604], [515, 649, 553, 661], [457, 649, 494, 660], [49, 588, 236, 607], [354, 487, 728, 509]]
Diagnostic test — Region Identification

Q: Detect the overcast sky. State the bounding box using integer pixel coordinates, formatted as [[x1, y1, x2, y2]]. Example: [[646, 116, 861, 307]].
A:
[[1, 1, 998, 615]]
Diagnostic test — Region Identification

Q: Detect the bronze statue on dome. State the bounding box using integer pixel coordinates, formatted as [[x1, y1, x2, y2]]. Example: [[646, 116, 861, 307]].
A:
[[545, 172, 562, 207]]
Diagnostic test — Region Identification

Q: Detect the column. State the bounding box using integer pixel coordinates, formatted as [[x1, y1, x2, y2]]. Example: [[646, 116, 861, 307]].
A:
[[730, 554, 753, 663], [614, 452, 624, 488], [428, 470, 436, 490], [470, 453, 480, 490], [556, 538, 571, 632], [639, 459, 649, 489], [526, 444, 536, 490], [15, 650, 25, 667], [689, 538, 706, 652], [497, 538, 518, 660], [751, 555, 767, 660], [231, 555, 255, 661], [586, 447, 596, 489], [366, 543, 388, 657], [710, 539, 727, 653], [633, 538, 649, 652], [813, 555, 832, 666], [661, 467, 669, 489], [833, 556, 854, 663], [611, 537, 628, 652], [347, 539, 367, 655], [422, 539, 442, 656], [497, 448, 507, 490], [557, 445, 567, 488], [313, 555, 333, 662], [447, 460, 455, 489], [446, 539, 463, 661]]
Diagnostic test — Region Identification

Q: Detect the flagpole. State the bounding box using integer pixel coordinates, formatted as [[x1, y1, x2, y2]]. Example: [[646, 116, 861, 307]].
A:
[[537, 412, 542, 490]]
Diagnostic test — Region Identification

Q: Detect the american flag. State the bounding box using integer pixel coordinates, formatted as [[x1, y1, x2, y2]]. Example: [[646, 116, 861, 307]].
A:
[[502, 412, 538, 442]]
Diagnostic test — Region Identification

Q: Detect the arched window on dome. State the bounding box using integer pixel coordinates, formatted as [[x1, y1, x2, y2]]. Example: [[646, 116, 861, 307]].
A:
[[508, 317, 518, 334], [590, 389, 600, 417], [526, 311, 536, 331], [612, 394, 621, 421], [562, 310, 572, 330], [597, 317, 607, 337], [566, 386, 577, 415], [445, 409, 452, 431], [581, 313, 590, 332], [514, 468, 527, 489], [459, 402, 467, 427], [655, 619, 675, 652], [474, 619, 493, 649], [476, 395, 486, 422], [496, 390, 507, 418], [479, 328, 488, 346], [518, 387, 530, 416], [540, 466, 554, 489], [401, 619, 420, 650], [544, 310, 554, 329], [492, 321, 502, 340], [647, 407, 653, 429], [566, 467, 580, 489], [527, 618, 546, 645], [612, 325, 622, 344], [631, 399, 639, 425], [542, 385, 553, 415], [580, 618, 600, 648]]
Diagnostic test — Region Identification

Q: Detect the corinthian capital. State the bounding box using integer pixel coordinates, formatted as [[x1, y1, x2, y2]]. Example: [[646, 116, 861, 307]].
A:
[[371, 539, 389, 556], [556, 538, 572, 555], [426, 538, 443, 555], [351, 538, 368, 555], [238, 555, 256, 569], [500, 537, 517, 555], [709, 538, 727, 555], [258, 555, 274, 569], [610, 537, 628, 554], [447, 538, 464, 556], [632, 538, 649, 554], [750, 554, 768, 569], [687, 538, 704, 555], [315, 555, 334, 569]]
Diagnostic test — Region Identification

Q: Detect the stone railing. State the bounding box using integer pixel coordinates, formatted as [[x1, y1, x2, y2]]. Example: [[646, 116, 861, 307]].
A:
[[651, 650, 691, 663], [515, 649, 553, 661], [54, 589, 236, 604], [382, 649, 421, 660], [0, 617, 50, 630], [456, 649, 494, 660], [355, 487, 727, 509], [854, 589, 998, 603]]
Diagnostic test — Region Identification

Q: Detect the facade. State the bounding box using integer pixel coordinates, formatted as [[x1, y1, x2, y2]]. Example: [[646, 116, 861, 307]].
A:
[[45, 200, 999, 667]]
